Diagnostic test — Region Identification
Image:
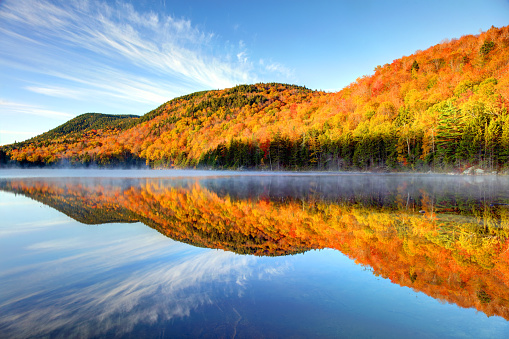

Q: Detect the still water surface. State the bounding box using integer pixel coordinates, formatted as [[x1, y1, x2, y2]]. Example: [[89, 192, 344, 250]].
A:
[[1, 170, 509, 338]]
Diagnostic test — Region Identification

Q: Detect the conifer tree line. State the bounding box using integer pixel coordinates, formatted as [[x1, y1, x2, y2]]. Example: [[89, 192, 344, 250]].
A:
[[193, 94, 509, 172]]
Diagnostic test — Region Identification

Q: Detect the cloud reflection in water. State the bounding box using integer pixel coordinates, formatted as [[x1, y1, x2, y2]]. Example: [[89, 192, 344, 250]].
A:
[[0, 218, 286, 338]]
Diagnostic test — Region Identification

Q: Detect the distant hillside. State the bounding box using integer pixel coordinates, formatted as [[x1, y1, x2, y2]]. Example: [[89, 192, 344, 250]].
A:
[[2, 25, 509, 171], [19, 113, 139, 146]]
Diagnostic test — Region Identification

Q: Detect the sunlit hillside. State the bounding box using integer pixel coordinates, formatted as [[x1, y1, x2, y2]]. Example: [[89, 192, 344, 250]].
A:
[[2, 25, 509, 171]]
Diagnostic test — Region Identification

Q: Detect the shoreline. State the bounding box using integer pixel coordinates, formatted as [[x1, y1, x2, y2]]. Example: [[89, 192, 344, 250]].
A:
[[0, 166, 506, 179]]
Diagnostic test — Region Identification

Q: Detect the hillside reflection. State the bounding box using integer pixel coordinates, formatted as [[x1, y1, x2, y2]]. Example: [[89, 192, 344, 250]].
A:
[[2, 175, 509, 320]]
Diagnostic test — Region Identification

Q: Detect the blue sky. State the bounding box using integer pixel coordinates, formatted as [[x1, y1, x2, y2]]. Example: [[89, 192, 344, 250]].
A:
[[1, 0, 508, 145]]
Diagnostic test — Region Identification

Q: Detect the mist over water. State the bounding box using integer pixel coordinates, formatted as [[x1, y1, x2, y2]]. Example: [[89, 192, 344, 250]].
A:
[[0, 168, 240, 178], [1, 170, 509, 338]]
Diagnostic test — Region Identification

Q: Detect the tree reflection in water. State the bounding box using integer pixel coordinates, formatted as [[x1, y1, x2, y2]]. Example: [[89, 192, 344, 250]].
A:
[[2, 174, 509, 320]]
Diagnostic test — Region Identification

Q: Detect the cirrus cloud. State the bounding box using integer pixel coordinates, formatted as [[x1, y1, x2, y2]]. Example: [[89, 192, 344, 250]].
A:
[[0, 0, 283, 105]]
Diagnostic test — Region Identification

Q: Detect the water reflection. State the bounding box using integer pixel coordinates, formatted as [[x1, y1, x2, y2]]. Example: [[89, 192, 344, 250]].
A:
[[2, 246, 256, 337], [1, 174, 509, 337], [0, 201, 286, 338]]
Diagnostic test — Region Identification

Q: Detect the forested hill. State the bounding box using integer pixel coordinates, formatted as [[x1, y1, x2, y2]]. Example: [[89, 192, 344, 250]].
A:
[[2, 25, 509, 171], [25, 113, 139, 145]]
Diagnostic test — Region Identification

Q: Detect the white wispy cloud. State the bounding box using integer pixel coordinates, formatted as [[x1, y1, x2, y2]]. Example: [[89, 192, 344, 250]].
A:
[[0, 0, 278, 107], [237, 51, 248, 64], [0, 99, 74, 119], [25, 86, 83, 99], [260, 59, 295, 79]]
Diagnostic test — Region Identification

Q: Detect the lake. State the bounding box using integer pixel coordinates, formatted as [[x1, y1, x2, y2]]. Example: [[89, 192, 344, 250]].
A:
[[1, 169, 509, 338]]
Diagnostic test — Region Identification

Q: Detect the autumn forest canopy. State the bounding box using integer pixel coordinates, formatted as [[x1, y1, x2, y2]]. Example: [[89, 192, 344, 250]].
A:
[[2, 26, 509, 171]]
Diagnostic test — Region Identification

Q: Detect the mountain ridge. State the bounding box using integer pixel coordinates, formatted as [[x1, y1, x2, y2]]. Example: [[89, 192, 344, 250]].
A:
[[2, 25, 509, 171]]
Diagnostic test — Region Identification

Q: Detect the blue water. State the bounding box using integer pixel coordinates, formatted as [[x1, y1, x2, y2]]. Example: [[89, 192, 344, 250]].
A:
[[1, 171, 509, 338]]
